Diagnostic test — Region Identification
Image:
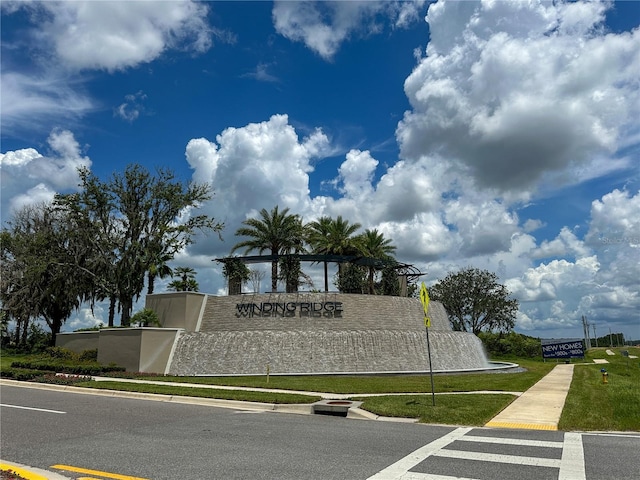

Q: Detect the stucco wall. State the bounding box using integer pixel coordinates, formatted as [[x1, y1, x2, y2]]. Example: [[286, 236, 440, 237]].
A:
[[145, 292, 206, 331], [55, 331, 99, 353], [96, 328, 181, 373], [140, 329, 182, 374], [97, 329, 142, 372]]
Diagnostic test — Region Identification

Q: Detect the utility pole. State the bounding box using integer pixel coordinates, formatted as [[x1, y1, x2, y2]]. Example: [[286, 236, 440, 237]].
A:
[[609, 327, 613, 348], [582, 315, 590, 349], [592, 323, 597, 347]]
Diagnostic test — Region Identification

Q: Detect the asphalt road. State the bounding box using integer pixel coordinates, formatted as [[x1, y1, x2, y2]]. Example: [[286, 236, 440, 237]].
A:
[[1, 384, 639, 480]]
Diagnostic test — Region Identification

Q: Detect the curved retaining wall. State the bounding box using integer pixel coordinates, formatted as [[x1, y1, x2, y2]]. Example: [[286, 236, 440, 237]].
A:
[[165, 293, 489, 375]]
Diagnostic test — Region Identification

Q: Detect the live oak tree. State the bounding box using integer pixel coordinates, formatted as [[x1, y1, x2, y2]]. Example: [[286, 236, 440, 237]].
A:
[[56, 164, 222, 326], [0, 203, 92, 344], [429, 267, 519, 335]]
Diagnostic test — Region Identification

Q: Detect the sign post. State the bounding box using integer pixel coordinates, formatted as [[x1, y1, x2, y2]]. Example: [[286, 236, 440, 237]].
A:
[[420, 282, 436, 406]]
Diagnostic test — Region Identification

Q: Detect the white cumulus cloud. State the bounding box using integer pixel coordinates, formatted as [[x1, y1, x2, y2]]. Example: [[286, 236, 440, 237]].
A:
[[2, 1, 217, 135], [36, 0, 212, 72], [0, 129, 91, 222], [272, 0, 426, 60], [397, 0, 640, 197]]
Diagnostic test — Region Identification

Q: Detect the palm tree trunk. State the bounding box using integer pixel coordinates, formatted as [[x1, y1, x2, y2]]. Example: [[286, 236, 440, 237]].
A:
[[323, 261, 328, 292], [271, 260, 278, 292]]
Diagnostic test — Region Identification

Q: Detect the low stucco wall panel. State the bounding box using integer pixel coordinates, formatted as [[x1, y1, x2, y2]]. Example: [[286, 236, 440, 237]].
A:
[[55, 332, 99, 353], [97, 329, 142, 372], [139, 329, 182, 374], [145, 292, 205, 331]]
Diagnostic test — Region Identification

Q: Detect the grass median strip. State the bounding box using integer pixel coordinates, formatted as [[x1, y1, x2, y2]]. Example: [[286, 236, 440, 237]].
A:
[[78, 381, 321, 404], [355, 394, 517, 426]]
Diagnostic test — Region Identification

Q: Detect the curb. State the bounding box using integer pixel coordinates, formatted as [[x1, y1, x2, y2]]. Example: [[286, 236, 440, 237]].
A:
[[0, 460, 72, 480]]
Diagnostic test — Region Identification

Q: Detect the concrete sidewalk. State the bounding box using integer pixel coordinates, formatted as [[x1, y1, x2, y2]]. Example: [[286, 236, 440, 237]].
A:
[[485, 363, 574, 430]]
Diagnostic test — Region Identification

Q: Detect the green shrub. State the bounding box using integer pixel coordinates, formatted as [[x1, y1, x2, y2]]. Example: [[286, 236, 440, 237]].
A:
[[335, 263, 367, 293], [44, 346, 78, 360], [28, 323, 53, 353], [10, 360, 125, 375], [0, 368, 50, 381], [79, 349, 98, 361], [479, 331, 541, 358], [74, 324, 103, 332], [130, 308, 160, 327]]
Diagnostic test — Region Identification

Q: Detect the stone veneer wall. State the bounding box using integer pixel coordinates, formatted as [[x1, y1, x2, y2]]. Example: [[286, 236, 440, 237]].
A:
[[166, 293, 488, 375], [197, 293, 440, 333]]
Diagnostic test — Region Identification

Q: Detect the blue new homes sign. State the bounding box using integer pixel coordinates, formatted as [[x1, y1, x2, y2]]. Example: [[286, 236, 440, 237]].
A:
[[541, 338, 585, 359]]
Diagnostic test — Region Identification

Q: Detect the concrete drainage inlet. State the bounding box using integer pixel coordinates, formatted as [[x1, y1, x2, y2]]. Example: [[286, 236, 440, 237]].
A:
[[312, 400, 362, 417]]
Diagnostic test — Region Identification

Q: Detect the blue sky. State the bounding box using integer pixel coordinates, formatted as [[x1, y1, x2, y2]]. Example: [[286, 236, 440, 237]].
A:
[[1, 0, 639, 341]]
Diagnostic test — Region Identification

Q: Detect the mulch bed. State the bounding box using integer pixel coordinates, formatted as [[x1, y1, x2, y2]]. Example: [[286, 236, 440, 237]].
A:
[[1, 469, 28, 480]]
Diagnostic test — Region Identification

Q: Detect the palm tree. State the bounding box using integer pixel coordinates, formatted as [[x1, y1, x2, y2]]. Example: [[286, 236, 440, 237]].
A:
[[221, 257, 251, 295], [232, 206, 304, 292], [306, 215, 361, 291], [357, 229, 396, 294], [146, 249, 173, 294], [306, 216, 332, 291], [167, 266, 199, 292]]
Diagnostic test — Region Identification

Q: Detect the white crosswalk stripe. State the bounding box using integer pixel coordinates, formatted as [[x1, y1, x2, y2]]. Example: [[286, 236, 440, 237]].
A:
[[367, 428, 472, 479], [455, 435, 563, 448], [558, 432, 586, 480], [432, 448, 561, 467], [367, 428, 585, 480]]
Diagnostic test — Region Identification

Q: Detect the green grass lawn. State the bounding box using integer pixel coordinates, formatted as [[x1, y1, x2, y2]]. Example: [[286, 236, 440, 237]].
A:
[[0, 353, 25, 370], [559, 346, 640, 431], [354, 394, 516, 426], [121, 358, 553, 394], [81, 381, 321, 404]]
